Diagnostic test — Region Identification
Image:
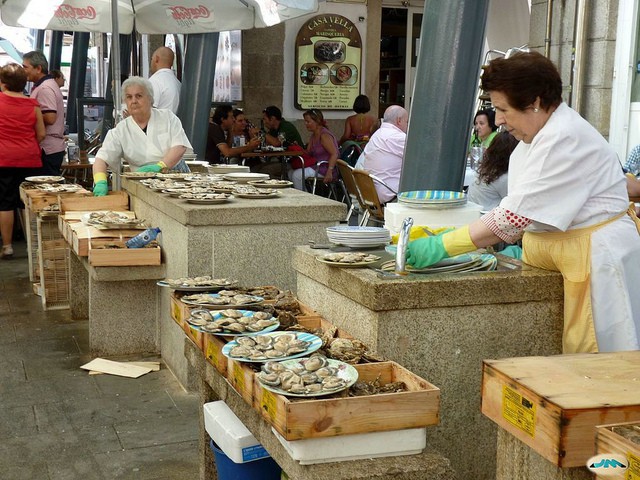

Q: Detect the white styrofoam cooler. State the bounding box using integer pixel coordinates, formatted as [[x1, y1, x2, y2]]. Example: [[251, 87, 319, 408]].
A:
[[272, 427, 427, 465], [203, 401, 270, 464], [384, 201, 483, 235]]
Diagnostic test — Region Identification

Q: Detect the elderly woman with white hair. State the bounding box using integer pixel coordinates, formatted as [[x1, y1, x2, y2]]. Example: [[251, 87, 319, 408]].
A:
[[92, 76, 192, 196]]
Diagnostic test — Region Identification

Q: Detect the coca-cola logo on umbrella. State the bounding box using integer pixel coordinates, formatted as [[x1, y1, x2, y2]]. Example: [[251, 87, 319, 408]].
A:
[[54, 4, 98, 27], [166, 5, 213, 28]]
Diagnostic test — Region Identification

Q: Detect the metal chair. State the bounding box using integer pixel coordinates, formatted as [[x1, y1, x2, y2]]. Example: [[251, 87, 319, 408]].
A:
[[351, 169, 386, 225], [336, 159, 369, 225]]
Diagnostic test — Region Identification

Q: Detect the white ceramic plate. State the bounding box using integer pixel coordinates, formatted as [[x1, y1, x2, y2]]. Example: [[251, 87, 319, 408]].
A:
[[247, 180, 293, 189], [234, 192, 280, 199], [156, 279, 237, 291], [185, 198, 231, 205], [316, 256, 380, 268], [257, 358, 359, 397]]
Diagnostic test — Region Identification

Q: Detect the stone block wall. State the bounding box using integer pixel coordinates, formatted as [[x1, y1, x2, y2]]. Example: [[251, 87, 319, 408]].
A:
[[529, 0, 619, 137]]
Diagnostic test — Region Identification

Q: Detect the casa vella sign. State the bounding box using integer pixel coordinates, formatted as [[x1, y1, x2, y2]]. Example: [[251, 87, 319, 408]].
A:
[[294, 14, 362, 110]]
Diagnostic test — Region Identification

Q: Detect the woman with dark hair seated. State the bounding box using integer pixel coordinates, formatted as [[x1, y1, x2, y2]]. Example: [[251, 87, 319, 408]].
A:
[[469, 108, 498, 149], [468, 131, 518, 210], [339, 94, 378, 146]]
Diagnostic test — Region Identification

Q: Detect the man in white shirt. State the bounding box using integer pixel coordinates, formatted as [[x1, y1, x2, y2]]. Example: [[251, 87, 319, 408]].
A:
[[360, 105, 408, 203], [148, 47, 181, 113]]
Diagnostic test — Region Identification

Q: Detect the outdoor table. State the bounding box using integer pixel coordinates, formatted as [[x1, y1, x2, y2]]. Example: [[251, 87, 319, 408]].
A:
[[241, 150, 302, 178], [61, 160, 94, 186]]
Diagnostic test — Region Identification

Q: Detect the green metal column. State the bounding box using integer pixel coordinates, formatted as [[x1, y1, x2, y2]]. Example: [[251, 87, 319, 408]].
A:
[[399, 0, 489, 193], [48, 31, 63, 71], [178, 33, 218, 158], [67, 32, 89, 134]]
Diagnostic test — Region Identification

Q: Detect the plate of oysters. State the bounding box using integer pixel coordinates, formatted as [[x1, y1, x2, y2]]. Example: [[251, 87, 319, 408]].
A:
[[180, 192, 232, 204], [82, 211, 145, 229], [222, 331, 322, 363], [256, 354, 358, 397], [180, 292, 264, 309], [186, 309, 279, 335], [232, 186, 280, 199], [25, 175, 65, 184], [247, 179, 293, 189], [156, 276, 237, 291], [316, 252, 381, 268], [121, 171, 158, 179]]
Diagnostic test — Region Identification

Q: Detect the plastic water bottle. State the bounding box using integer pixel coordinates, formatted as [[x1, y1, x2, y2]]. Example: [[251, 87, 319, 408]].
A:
[[126, 227, 161, 249]]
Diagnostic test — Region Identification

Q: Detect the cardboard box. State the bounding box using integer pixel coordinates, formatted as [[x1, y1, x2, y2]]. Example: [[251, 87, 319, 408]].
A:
[[481, 351, 640, 468], [595, 422, 640, 479], [253, 361, 440, 441]]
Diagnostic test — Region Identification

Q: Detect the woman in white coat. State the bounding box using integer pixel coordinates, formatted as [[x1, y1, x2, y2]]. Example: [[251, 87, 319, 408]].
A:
[[407, 52, 640, 354], [92, 76, 192, 196]]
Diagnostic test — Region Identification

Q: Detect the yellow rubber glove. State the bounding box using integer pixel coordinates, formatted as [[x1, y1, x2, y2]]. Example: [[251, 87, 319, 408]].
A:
[[441, 225, 477, 257], [391, 225, 454, 244]]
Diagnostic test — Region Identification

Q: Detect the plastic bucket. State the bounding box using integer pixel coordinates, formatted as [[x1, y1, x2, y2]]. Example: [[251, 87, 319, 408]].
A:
[[210, 440, 281, 480]]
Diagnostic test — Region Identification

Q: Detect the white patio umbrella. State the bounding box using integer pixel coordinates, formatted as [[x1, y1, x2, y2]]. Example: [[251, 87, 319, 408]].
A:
[[0, 0, 318, 34], [1, 0, 318, 109]]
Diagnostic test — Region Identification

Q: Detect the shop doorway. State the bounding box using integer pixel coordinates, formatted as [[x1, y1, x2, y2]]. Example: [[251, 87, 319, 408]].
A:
[[378, 6, 422, 114]]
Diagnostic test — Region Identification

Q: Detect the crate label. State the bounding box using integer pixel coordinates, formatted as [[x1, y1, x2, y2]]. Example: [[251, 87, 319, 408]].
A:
[[241, 444, 269, 462], [260, 389, 277, 422], [171, 301, 181, 323], [232, 362, 245, 390], [502, 385, 536, 438], [628, 452, 640, 480], [205, 340, 220, 368]]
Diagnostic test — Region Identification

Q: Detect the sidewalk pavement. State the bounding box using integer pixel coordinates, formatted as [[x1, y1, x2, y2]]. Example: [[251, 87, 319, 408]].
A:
[[0, 239, 200, 480]]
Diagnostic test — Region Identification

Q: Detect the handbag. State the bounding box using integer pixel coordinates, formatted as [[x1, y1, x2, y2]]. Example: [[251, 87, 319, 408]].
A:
[[288, 144, 316, 169]]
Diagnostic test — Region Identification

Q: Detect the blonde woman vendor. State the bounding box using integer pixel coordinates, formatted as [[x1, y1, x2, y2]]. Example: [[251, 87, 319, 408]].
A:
[[92, 76, 192, 196], [407, 52, 640, 354]]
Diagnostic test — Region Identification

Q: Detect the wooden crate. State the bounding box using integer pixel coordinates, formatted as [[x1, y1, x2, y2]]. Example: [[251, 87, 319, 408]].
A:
[[481, 351, 640, 468], [37, 213, 70, 310], [183, 322, 204, 350], [20, 185, 91, 212], [170, 293, 190, 328], [228, 357, 259, 404], [203, 334, 228, 376], [88, 239, 160, 266], [60, 190, 129, 212], [72, 226, 142, 257], [23, 207, 39, 283], [595, 422, 640, 479], [253, 361, 440, 441]]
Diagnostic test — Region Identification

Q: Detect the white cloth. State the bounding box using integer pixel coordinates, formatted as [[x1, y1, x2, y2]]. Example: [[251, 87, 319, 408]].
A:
[[289, 167, 316, 191], [499, 102, 640, 351], [467, 173, 508, 210], [148, 68, 181, 113], [360, 122, 405, 203], [96, 108, 192, 172]]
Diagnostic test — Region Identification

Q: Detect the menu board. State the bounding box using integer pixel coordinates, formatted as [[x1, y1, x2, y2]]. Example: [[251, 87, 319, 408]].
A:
[[294, 14, 362, 110]]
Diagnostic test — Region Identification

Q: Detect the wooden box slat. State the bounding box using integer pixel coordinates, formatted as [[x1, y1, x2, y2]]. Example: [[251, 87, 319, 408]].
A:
[[88, 241, 161, 266], [203, 334, 227, 376], [481, 351, 640, 468], [60, 190, 128, 212], [253, 361, 440, 441], [596, 421, 640, 479]]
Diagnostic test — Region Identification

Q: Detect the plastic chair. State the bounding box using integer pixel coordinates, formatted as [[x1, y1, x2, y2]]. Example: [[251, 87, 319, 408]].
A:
[[351, 169, 386, 225], [336, 159, 369, 225], [306, 161, 344, 201]]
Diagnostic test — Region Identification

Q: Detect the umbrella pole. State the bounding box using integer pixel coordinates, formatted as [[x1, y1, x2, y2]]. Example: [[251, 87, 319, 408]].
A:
[[111, 0, 122, 191]]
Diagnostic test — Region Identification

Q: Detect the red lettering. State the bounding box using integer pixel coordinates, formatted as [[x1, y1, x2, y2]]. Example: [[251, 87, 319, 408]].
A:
[[167, 5, 210, 20], [54, 5, 97, 20]]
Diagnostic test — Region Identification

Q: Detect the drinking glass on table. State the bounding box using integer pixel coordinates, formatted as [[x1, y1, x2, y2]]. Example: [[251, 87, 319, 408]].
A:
[[277, 132, 286, 147]]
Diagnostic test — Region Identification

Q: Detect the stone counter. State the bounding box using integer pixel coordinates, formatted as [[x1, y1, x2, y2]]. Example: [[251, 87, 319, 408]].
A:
[[124, 180, 346, 387], [293, 246, 565, 480]]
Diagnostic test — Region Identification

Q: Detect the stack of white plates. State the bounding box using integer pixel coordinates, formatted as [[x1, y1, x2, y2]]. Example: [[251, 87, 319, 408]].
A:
[[326, 226, 391, 248], [222, 172, 270, 183], [398, 190, 467, 209]]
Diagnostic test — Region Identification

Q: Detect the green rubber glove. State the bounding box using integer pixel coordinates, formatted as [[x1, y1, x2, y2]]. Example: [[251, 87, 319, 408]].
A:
[[93, 180, 108, 197], [406, 235, 448, 268], [407, 226, 477, 269], [137, 161, 166, 173]]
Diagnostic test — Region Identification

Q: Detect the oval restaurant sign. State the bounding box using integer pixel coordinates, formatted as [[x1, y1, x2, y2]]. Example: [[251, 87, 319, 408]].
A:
[[295, 14, 362, 110]]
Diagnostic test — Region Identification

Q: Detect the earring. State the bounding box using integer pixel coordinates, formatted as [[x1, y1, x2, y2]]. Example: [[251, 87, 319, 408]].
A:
[[534, 108, 539, 113]]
